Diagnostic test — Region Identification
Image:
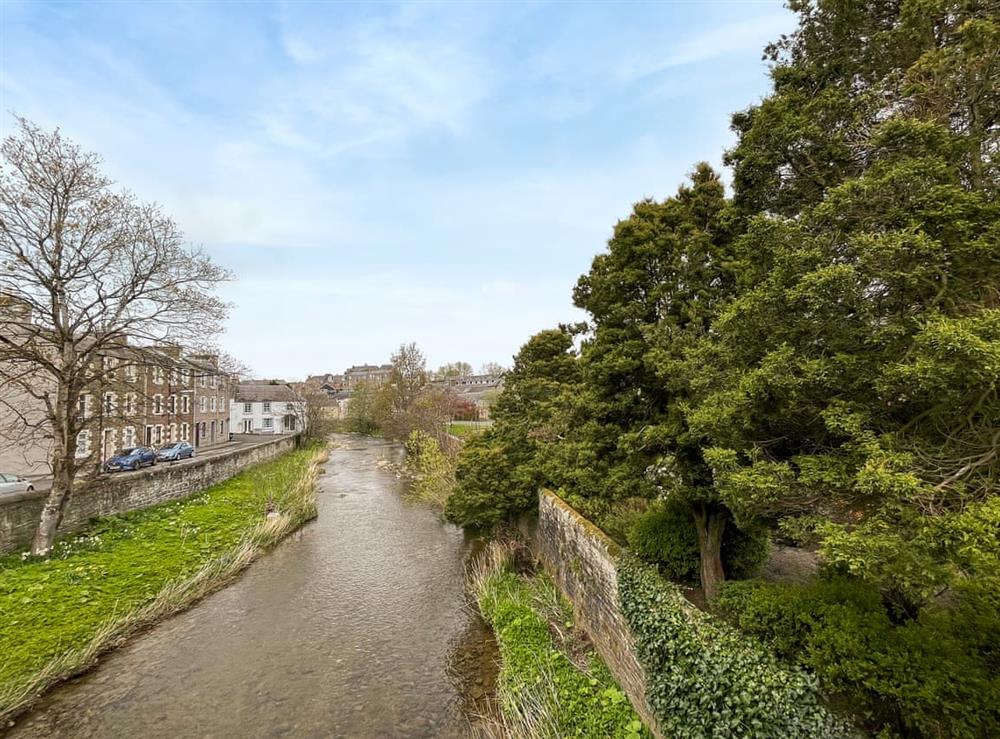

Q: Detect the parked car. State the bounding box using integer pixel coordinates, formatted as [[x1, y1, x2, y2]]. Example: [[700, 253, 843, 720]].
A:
[[0, 473, 34, 494], [157, 441, 195, 462], [104, 447, 157, 472]]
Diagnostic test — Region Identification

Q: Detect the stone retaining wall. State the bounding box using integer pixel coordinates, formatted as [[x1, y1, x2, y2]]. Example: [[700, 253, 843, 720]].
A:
[[0, 435, 299, 553], [534, 490, 662, 737]]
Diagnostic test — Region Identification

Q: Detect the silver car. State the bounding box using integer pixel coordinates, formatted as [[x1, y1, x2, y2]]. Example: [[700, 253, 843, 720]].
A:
[[0, 473, 34, 494]]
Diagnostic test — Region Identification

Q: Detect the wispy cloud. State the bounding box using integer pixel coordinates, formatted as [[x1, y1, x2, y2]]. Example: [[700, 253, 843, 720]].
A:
[[264, 3, 495, 158], [618, 14, 791, 81]]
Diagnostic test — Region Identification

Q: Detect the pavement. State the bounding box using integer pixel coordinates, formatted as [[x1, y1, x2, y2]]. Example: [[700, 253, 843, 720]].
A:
[[13, 437, 270, 496]]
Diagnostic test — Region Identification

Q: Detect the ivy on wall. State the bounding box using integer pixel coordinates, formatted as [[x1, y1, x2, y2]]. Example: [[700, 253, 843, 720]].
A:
[[616, 557, 855, 739]]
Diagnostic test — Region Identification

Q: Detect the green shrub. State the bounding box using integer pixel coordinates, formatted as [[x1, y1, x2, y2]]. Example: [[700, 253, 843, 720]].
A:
[[595, 498, 652, 547], [403, 429, 455, 507], [618, 557, 851, 738], [716, 578, 1000, 738], [626, 500, 770, 582], [445, 430, 536, 529]]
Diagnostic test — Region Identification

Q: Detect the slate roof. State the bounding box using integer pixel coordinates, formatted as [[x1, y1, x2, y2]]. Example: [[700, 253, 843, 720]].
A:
[[234, 382, 301, 403]]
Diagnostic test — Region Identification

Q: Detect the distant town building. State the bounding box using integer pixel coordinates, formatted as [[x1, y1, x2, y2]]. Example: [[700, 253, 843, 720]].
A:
[[0, 294, 236, 475], [305, 373, 346, 394], [231, 382, 306, 435], [434, 374, 504, 421], [344, 364, 392, 390]]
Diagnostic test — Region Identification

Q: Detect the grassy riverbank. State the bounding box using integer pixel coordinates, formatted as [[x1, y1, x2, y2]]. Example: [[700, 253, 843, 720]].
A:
[[0, 442, 328, 722], [470, 541, 647, 739]]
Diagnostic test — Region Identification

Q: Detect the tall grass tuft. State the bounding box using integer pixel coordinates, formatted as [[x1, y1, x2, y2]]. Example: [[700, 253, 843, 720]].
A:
[[468, 537, 647, 739]]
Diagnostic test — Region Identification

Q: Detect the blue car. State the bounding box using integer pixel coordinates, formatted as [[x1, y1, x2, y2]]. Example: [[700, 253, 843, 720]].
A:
[[104, 446, 157, 472], [157, 441, 195, 462]]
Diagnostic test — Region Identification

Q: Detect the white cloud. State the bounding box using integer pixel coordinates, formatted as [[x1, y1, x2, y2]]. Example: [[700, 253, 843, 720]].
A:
[[618, 14, 791, 81], [262, 4, 496, 158]]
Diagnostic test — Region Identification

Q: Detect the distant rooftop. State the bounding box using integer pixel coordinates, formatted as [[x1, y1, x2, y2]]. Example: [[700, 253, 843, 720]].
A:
[[234, 382, 301, 403]]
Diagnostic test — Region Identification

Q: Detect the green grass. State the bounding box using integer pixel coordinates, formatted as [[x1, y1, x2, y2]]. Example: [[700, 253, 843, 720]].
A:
[[472, 542, 648, 739], [0, 442, 326, 719], [448, 421, 489, 438]]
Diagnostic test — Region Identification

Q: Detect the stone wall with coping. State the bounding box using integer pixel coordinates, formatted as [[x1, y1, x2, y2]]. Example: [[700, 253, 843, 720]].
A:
[[0, 435, 299, 553], [534, 489, 662, 738]]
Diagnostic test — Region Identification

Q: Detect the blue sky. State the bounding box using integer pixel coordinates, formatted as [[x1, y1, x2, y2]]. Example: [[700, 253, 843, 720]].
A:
[[0, 0, 794, 379]]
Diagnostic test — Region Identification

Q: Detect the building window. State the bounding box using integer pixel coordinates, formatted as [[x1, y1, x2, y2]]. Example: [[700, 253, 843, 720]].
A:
[[263, 401, 271, 413], [181, 422, 190, 441], [169, 423, 177, 443], [210, 397, 217, 412], [125, 364, 138, 382], [168, 395, 177, 414], [153, 394, 163, 415], [200, 373, 207, 388], [75, 430, 92, 458], [263, 418, 273, 429], [152, 366, 165, 385], [102, 356, 118, 378], [243, 402, 252, 414], [122, 426, 135, 448], [103, 392, 117, 415], [199, 396, 207, 412], [182, 396, 190, 413], [210, 374, 217, 389], [77, 394, 91, 419]]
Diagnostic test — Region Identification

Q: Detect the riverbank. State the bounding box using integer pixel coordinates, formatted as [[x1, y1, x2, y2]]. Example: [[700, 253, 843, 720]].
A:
[[469, 540, 648, 739], [0, 441, 327, 724]]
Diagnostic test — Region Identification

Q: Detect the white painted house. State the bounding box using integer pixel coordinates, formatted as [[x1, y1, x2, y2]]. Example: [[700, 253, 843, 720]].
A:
[[231, 382, 306, 435]]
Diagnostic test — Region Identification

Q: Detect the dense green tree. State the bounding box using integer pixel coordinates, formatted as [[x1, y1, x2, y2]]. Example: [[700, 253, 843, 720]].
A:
[[445, 327, 579, 528], [727, 0, 998, 216], [564, 164, 745, 599], [693, 0, 1000, 614]]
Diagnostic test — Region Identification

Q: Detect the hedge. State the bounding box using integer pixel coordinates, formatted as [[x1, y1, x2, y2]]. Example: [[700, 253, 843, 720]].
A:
[[717, 577, 1000, 738]]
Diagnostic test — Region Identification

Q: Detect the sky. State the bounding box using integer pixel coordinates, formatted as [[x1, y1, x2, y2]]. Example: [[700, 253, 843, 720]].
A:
[[0, 0, 795, 380]]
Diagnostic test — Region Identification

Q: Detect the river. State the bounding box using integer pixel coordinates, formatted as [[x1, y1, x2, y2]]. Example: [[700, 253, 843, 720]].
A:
[[8, 435, 490, 738]]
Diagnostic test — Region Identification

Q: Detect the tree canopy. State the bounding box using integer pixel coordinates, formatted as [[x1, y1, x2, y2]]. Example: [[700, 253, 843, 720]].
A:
[[448, 0, 1000, 613]]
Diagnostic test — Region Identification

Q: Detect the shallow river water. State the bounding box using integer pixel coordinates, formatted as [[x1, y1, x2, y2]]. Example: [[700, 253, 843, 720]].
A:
[[9, 435, 485, 738]]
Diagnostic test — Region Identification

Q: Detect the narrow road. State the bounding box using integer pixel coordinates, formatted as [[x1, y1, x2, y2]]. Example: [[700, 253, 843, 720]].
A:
[[8, 435, 480, 738], [21, 436, 271, 495]]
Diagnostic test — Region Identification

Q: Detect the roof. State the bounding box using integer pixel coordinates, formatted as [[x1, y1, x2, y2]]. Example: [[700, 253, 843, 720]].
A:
[[345, 364, 392, 373], [234, 382, 302, 403]]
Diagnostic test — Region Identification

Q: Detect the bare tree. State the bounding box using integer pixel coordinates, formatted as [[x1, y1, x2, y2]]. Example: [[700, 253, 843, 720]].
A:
[[479, 361, 506, 376], [387, 342, 427, 410], [0, 118, 231, 555], [436, 361, 472, 379], [296, 388, 335, 441]]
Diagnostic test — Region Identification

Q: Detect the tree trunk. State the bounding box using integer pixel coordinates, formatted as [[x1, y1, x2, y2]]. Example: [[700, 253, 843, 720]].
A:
[[31, 458, 73, 555], [32, 385, 77, 556], [693, 504, 726, 602]]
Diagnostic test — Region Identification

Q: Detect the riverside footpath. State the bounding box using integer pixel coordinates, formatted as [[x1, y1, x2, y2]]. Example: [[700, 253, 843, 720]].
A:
[[8, 435, 480, 738]]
